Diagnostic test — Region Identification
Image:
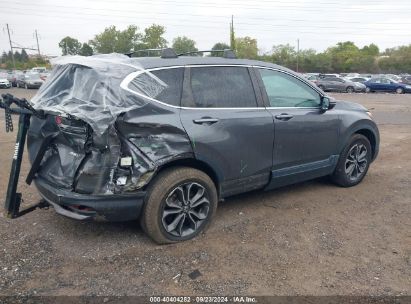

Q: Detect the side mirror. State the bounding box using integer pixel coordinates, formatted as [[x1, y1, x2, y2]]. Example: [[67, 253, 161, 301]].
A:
[[320, 96, 336, 112]]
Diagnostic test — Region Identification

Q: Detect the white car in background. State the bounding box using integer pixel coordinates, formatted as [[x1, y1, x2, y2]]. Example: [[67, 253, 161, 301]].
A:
[[0, 73, 11, 89]]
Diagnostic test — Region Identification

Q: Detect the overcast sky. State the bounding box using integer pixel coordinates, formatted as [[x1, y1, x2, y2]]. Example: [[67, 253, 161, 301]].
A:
[[1, 0, 411, 56]]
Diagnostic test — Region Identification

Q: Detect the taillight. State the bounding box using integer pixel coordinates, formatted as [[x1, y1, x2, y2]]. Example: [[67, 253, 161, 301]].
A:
[[55, 116, 62, 125]]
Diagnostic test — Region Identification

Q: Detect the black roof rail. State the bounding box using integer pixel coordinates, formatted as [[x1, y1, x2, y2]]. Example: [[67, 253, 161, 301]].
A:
[[125, 48, 178, 58], [177, 49, 237, 59]]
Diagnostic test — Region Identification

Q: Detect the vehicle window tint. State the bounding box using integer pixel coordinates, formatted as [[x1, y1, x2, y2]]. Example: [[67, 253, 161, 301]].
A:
[[186, 66, 257, 108], [258, 69, 321, 108], [128, 68, 183, 106], [323, 78, 335, 81]]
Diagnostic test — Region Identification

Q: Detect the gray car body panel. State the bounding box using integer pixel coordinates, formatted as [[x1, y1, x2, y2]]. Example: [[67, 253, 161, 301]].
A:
[[27, 56, 380, 221]]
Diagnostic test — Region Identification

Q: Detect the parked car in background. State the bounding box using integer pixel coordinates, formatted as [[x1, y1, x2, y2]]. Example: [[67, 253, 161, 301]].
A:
[[0, 73, 12, 88], [307, 74, 320, 84], [16, 72, 43, 89], [400, 75, 411, 85], [349, 77, 369, 84], [346, 73, 360, 78], [384, 74, 402, 82], [40, 72, 50, 82], [8, 70, 24, 87], [316, 77, 365, 93], [319, 73, 340, 79], [364, 77, 411, 94], [31, 67, 47, 73]]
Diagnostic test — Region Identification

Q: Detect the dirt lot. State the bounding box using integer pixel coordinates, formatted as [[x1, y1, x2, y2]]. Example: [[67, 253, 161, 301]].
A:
[[0, 88, 410, 297]]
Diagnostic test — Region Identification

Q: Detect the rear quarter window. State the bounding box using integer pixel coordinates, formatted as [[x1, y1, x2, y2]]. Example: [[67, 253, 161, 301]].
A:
[[127, 67, 184, 106]]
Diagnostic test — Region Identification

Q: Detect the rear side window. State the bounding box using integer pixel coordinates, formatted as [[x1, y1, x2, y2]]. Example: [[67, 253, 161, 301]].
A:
[[127, 68, 183, 106], [184, 66, 257, 108]]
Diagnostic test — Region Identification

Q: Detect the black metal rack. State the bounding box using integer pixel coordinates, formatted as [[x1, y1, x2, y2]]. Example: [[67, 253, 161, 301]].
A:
[[1, 94, 49, 218], [124, 48, 237, 59]]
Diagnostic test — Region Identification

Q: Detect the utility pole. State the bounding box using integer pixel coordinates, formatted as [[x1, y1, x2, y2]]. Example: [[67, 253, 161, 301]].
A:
[[6, 24, 16, 69], [296, 38, 300, 73], [35, 30, 40, 56], [230, 15, 235, 51]]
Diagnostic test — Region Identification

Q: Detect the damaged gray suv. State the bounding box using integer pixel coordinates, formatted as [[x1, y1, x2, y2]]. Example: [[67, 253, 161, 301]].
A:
[[26, 50, 379, 244]]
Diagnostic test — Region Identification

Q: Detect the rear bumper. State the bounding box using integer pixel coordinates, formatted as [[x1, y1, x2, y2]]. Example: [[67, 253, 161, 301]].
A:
[[34, 177, 145, 221]]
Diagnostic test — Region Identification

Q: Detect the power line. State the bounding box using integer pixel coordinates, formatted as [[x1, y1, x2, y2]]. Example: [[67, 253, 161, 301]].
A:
[[6, 1, 411, 27], [62, 0, 411, 13], [1, 7, 410, 37], [67, 0, 410, 12]]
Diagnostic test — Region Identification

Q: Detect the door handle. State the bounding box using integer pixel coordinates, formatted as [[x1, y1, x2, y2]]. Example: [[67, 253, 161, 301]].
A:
[[193, 118, 219, 125], [275, 113, 294, 121]]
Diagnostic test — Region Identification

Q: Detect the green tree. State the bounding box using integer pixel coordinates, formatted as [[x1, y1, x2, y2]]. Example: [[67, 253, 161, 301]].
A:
[[141, 24, 167, 49], [172, 36, 197, 54], [14, 51, 22, 62], [235, 36, 258, 59], [89, 25, 142, 54], [378, 44, 411, 73], [326, 41, 360, 72], [1, 51, 7, 63], [59, 36, 82, 55], [270, 44, 297, 67], [210, 42, 230, 56], [21, 49, 29, 62], [361, 43, 379, 56], [79, 43, 93, 56]]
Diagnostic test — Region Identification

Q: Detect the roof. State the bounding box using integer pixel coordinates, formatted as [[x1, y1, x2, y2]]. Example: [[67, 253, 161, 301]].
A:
[[129, 56, 289, 71]]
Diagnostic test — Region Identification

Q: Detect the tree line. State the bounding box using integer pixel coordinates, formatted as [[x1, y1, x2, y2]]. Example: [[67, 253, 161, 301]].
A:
[[41, 24, 411, 73], [1, 50, 49, 70]]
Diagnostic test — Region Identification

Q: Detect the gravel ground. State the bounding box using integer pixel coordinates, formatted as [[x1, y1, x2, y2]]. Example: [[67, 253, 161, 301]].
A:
[[0, 88, 410, 296]]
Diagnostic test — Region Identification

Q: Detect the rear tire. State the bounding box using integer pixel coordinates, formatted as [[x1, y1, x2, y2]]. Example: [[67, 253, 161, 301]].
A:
[[141, 167, 218, 244], [365, 87, 371, 93], [346, 86, 354, 93], [318, 85, 325, 91], [332, 134, 372, 187], [24, 83, 28, 89]]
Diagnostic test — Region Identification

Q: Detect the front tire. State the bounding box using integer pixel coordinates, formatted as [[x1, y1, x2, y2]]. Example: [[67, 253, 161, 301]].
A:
[[24, 83, 28, 89], [365, 87, 371, 93], [141, 167, 218, 244], [396, 87, 404, 94], [332, 134, 372, 187]]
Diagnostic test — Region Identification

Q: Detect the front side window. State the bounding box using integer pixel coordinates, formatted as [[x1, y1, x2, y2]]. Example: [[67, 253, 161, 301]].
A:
[[184, 66, 257, 108], [258, 69, 321, 108]]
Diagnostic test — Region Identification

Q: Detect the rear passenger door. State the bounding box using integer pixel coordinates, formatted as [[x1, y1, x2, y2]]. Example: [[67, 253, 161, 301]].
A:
[[180, 66, 274, 197]]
